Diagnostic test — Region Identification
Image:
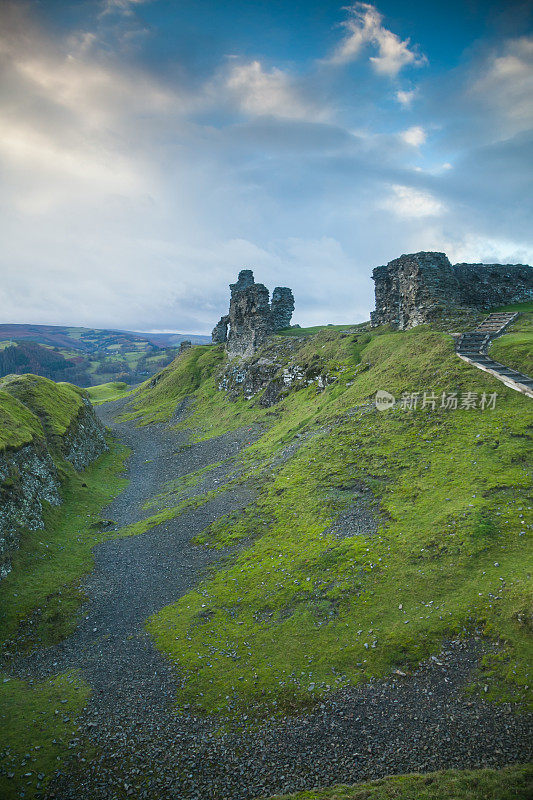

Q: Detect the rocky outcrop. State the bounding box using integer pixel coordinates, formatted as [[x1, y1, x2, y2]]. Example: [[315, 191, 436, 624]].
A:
[[271, 287, 295, 331], [0, 379, 108, 578], [211, 270, 295, 359], [371, 251, 533, 330], [211, 316, 230, 344], [0, 444, 61, 579], [217, 332, 348, 407], [61, 398, 108, 471]]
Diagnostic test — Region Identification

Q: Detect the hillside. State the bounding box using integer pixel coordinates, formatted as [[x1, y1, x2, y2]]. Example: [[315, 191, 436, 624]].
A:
[[0, 310, 531, 799], [0, 374, 110, 583], [127, 319, 533, 717], [0, 324, 210, 387]]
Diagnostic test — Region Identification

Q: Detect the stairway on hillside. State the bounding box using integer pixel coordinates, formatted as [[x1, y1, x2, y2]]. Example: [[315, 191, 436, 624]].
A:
[[456, 312, 533, 398]]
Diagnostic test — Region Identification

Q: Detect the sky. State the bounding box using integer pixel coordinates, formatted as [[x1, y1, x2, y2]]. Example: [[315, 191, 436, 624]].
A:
[[1, 0, 532, 333]]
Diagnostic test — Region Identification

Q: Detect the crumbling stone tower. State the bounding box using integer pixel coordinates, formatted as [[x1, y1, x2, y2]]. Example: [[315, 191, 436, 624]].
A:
[[211, 270, 295, 358], [271, 287, 295, 331]]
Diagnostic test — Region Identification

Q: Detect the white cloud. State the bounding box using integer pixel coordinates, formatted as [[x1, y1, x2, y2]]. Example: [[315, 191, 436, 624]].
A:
[[400, 125, 426, 147], [441, 234, 533, 267], [467, 36, 533, 138], [396, 88, 417, 107], [99, 0, 150, 17], [223, 60, 328, 121], [382, 184, 445, 218], [327, 2, 427, 76], [0, 33, 177, 130]]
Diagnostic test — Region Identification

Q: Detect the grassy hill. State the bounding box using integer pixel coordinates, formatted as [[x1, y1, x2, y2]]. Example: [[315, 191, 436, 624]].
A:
[[0, 324, 209, 387], [110, 313, 533, 720], [0, 374, 85, 442]]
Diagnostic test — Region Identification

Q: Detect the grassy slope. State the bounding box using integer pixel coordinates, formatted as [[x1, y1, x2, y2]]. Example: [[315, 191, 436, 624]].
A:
[[86, 381, 132, 405], [277, 324, 359, 337], [0, 374, 129, 650], [0, 390, 44, 452], [130, 324, 533, 718], [0, 374, 84, 439], [489, 307, 533, 376], [264, 764, 533, 800], [123, 344, 225, 425]]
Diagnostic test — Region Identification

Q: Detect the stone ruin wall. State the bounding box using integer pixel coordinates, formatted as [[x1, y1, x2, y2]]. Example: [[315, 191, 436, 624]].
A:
[[212, 270, 295, 359], [370, 251, 533, 330]]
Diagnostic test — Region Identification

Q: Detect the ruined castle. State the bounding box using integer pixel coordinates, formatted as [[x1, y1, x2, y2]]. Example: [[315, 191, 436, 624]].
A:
[[212, 254, 532, 357], [212, 270, 294, 358], [370, 251, 533, 330]]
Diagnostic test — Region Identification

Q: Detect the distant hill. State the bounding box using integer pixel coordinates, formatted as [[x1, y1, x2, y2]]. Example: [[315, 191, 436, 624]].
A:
[[0, 324, 210, 387], [0, 324, 210, 352], [123, 330, 210, 348], [0, 341, 88, 385]]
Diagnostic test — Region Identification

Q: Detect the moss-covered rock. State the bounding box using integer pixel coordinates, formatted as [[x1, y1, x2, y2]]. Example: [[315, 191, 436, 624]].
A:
[[0, 374, 107, 577]]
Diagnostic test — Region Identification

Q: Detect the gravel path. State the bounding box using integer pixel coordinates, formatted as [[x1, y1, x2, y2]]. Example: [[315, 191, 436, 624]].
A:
[[6, 398, 532, 798]]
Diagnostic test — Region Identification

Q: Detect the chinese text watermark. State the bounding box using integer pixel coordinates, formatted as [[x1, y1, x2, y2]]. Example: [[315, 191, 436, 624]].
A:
[[375, 390, 498, 412]]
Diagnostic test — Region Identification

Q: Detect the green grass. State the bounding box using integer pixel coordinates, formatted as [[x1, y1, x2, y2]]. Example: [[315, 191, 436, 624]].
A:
[[86, 381, 132, 405], [169, 327, 374, 442], [487, 305, 533, 376], [489, 333, 533, 376], [142, 461, 226, 511], [0, 390, 44, 452], [492, 301, 533, 313], [263, 764, 533, 800], [0, 671, 90, 800], [277, 324, 362, 338], [0, 442, 130, 651], [143, 326, 532, 718], [122, 344, 224, 425], [0, 374, 84, 439]]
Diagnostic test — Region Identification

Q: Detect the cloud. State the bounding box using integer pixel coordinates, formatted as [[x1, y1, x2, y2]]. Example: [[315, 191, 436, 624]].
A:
[[0, 2, 530, 333], [441, 233, 533, 267], [327, 2, 427, 76], [0, 5, 179, 128], [400, 125, 426, 147], [428, 35, 533, 150], [382, 184, 445, 218], [222, 60, 329, 121], [396, 88, 417, 107], [0, 3, 197, 213], [99, 0, 151, 17], [467, 36, 533, 138]]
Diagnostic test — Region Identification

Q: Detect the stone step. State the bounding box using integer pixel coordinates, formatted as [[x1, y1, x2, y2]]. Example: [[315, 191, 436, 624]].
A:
[[457, 355, 533, 395], [456, 311, 532, 397], [457, 312, 520, 356]]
